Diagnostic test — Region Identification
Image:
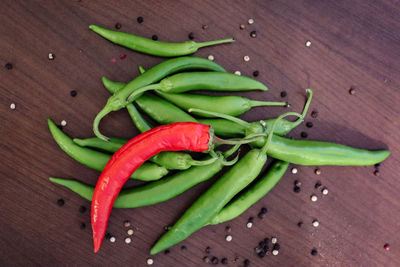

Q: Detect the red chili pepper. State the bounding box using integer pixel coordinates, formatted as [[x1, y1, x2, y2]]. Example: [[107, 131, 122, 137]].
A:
[[91, 122, 212, 252]]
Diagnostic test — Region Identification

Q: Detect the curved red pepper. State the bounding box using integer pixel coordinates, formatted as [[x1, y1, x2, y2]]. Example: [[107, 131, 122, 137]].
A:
[[91, 122, 212, 252]]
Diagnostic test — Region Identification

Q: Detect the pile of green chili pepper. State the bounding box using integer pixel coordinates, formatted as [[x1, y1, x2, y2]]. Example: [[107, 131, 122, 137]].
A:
[[48, 25, 390, 254]]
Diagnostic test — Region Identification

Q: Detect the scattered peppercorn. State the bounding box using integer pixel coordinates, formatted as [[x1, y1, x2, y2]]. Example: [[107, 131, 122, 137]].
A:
[[291, 168, 298, 174], [146, 258, 153, 265], [301, 132, 308, 138], [258, 212, 265, 219], [188, 32, 194, 40], [294, 180, 301, 187], [244, 259, 250, 266], [272, 250, 279, 256], [110, 236, 116, 243], [202, 24, 208, 30], [271, 237, 278, 244], [48, 53, 55, 60], [80, 222, 86, 230], [70, 90, 77, 97], [105, 232, 112, 239], [312, 220, 319, 227], [180, 245, 187, 251], [260, 207, 268, 214], [57, 198, 64, 206], [203, 256, 211, 263], [225, 225, 232, 232], [243, 55, 250, 62], [152, 35, 158, 41], [273, 243, 280, 250], [10, 103, 16, 110], [305, 40, 312, 47], [280, 91, 287, 97], [137, 16, 144, 23], [311, 249, 318, 256], [384, 243, 390, 251], [257, 251, 266, 258], [297, 221, 303, 227], [221, 258, 228, 265], [314, 168, 321, 175], [374, 170, 380, 176], [211, 257, 219, 264], [164, 249, 170, 254], [124, 220, 131, 227], [127, 229, 134, 235], [248, 217, 254, 223], [322, 188, 329, 195], [250, 31, 257, 38], [208, 55, 215, 61], [115, 23, 122, 29], [349, 87, 356, 95], [311, 195, 318, 202], [306, 122, 313, 128], [226, 235, 233, 242], [311, 110, 318, 118], [5, 62, 13, 70], [374, 163, 381, 168], [205, 246, 211, 254], [239, 24, 245, 30], [294, 186, 301, 193], [252, 70, 259, 77], [315, 181, 322, 189], [248, 18, 254, 24], [247, 222, 253, 228], [79, 205, 86, 213]]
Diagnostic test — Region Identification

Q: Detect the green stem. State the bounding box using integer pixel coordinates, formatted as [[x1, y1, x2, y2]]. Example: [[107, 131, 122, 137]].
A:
[[196, 38, 235, 48], [138, 65, 146, 74], [93, 106, 112, 142], [190, 156, 219, 166], [221, 152, 240, 166], [126, 84, 162, 103], [223, 144, 241, 158], [249, 100, 288, 107], [288, 89, 313, 129], [188, 108, 249, 128], [261, 112, 303, 155]]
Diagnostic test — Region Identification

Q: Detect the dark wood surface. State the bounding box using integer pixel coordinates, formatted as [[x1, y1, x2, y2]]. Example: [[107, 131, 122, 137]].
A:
[[1, 0, 399, 266]]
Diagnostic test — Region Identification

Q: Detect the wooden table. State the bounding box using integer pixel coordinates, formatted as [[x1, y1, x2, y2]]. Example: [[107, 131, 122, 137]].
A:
[[1, 1, 399, 266]]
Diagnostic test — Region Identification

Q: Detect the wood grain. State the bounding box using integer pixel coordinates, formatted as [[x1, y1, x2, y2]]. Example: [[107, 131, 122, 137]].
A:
[[1, 0, 399, 266]]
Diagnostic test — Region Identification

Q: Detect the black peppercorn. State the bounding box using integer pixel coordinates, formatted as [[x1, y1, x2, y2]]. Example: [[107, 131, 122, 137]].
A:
[[137, 16, 143, 23], [70, 90, 77, 97], [311, 110, 318, 118], [252, 70, 259, 77], [314, 181, 322, 189], [280, 91, 287, 97], [164, 249, 170, 254], [180, 245, 187, 251], [105, 233, 112, 239], [294, 186, 301, 193], [297, 221, 303, 227], [306, 122, 313, 128], [80, 222, 86, 230], [5, 62, 13, 70], [260, 207, 268, 214], [248, 217, 254, 223], [258, 212, 265, 219], [203, 256, 211, 263], [221, 258, 228, 265], [273, 243, 280, 250], [301, 132, 308, 138], [152, 35, 158, 41], [79, 205, 86, 213], [188, 32, 194, 40], [257, 251, 266, 258], [57, 198, 64, 206], [115, 23, 122, 29], [244, 259, 250, 266], [250, 31, 257, 38], [211, 257, 219, 264], [311, 249, 318, 256]]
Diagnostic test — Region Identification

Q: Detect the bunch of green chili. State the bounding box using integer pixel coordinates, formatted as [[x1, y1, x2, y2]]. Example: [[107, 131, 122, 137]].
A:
[[48, 26, 390, 255]]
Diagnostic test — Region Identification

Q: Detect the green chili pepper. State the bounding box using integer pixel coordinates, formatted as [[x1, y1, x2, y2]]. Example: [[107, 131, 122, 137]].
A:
[[210, 160, 289, 224], [49, 152, 239, 208], [265, 135, 390, 166], [157, 92, 287, 117], [126, 72, 268, 103], [150, 113, 299, 254], [73, 137, 217, 170], [47, 119, 168, 181], [95, 57, 226, 141], [89, 25, 235, 57], [137, 93, 197, 124]]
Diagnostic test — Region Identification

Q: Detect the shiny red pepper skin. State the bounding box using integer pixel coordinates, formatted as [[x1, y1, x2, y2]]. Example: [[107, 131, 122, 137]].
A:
[[91, 122, 212, 252]]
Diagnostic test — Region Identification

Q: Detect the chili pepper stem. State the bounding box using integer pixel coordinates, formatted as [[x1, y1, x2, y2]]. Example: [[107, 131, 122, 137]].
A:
[[93, 106, 112, 142], [261, 112, 303, 155], [195, 38, 235, 48], [285, 89, 313, 129], [190, 156, 219, 166], [188, 108, 249, 128], [138, 65, 146, 74], [213, 135, 265, 145], [249, 100, 289, 107], [126, 84, 162, 103]]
